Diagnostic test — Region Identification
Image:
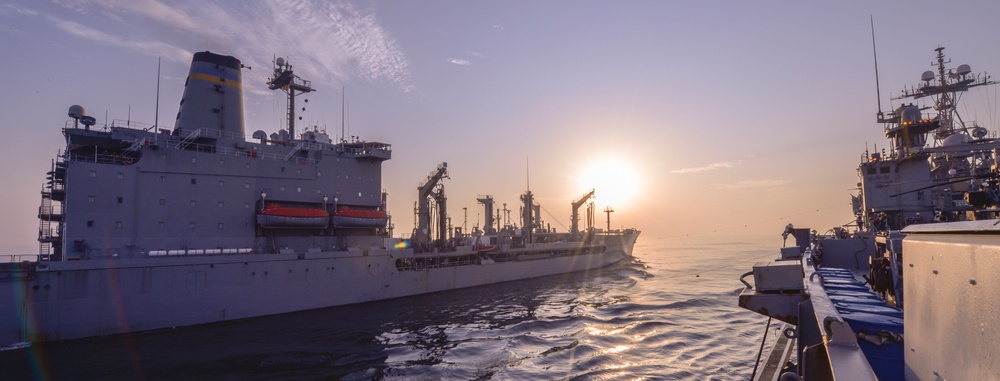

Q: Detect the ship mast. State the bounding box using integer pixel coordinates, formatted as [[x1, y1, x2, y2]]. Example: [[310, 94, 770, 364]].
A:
[[267, 56, 315, 140], [894, 47, 996, 141]]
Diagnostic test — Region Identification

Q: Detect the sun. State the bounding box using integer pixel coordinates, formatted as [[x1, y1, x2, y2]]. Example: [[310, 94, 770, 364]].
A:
[[576, 157, 640, 208]]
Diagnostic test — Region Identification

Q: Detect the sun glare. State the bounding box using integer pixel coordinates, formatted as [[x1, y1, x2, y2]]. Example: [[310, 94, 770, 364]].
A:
[[577, 157, 640, 209]]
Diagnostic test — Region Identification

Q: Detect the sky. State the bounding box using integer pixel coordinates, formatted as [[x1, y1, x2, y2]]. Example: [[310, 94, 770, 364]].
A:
[[2, 0, 1000, 252]]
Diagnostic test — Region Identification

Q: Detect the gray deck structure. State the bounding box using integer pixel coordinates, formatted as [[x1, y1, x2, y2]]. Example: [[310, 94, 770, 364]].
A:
[[1, 51, 639, 347]]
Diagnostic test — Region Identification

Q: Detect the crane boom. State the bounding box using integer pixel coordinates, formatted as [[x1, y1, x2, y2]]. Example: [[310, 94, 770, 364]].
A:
[[477, 195, 495, 234], [570, 189, 595, 236], [415, 162, 448, 243]]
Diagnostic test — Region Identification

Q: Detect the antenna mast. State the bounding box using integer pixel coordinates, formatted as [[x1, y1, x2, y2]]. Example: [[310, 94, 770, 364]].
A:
[[526, 157, 530, 191], [871, 16, 885, 123], [341, 86, 346, 143], [267, 56, 315, 140], [154, 56, 161, 130]]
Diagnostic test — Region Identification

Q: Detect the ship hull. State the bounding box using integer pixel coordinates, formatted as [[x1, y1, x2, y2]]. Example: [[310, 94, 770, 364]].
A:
[[1, 231, 637, 346]]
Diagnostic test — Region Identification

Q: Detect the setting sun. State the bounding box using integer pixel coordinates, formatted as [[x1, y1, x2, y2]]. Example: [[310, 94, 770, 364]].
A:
[[577, 157, 641, 209]]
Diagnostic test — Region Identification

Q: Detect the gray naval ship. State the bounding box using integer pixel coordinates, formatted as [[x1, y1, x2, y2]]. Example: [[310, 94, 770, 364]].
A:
[[0, 51, 639, 347], [740, 47, 1000, 380]]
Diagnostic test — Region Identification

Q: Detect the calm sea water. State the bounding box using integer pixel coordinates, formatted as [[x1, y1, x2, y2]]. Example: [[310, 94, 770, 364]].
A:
[[1, 235, 783, 380]]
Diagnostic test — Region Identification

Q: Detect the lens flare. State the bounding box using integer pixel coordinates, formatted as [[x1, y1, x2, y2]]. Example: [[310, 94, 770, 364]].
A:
[[577, 157, 640, 208]]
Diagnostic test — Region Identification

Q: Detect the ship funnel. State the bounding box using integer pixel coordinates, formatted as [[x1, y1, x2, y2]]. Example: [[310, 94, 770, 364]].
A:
[[174, 51, 245, 139]]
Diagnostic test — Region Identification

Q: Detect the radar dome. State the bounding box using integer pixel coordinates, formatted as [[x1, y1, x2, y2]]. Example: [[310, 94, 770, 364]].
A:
[[68, 105, 86, 119], [921, 70, 935, 82], [957, 64, 972, 76], [942, 133, 970, 147], [252, 130, 267, 143], [276, 57, 285, 67], [900, 105, 921, 123]]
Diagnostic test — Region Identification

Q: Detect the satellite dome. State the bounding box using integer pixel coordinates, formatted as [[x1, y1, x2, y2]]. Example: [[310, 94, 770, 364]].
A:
[[900, 105, 921, 123], [957, 64, 972, 76], [921, 70, 935, 82], [68, 105, 86, 119], [942, 133, 970, 147], [252, 130, 267, 139], [276, 57, 285, 67]]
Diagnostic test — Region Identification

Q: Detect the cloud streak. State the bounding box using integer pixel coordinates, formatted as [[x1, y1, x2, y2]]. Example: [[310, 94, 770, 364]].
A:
[[712, 179, 790, 190], [34, 0, 412, 91], [670, 160, 742, 174]]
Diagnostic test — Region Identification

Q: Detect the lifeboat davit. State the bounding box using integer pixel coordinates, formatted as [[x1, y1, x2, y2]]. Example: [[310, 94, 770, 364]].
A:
[[257, 203, 330, 228], [332, 206, 389, 228]]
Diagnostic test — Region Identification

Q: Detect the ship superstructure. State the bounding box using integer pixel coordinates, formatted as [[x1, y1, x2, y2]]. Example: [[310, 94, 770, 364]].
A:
[[0, 51, 639, 347], [37, 52, 391, 262], [739, 47, 1000, 380]]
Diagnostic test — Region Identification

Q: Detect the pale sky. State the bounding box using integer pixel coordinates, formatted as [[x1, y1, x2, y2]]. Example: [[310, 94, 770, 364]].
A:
[[2, 1, 999, 251]]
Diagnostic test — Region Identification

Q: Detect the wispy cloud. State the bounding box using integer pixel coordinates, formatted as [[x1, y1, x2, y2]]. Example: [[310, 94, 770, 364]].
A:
[[32, 0, 412, 91], [670, 160, 742, 174], [45, 14, 192, 63], [712, 179, 790, 190], [449, 58, 471, 65], [0, 4, 38, 17]]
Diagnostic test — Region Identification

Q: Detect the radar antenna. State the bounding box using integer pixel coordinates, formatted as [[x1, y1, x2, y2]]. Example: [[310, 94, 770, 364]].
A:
[[267, 56, 315, 140], [870, 16, 887, 123], [894, 47, 997, 139]]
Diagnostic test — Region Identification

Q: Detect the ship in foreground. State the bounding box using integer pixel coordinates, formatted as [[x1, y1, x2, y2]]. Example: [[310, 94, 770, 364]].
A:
[[739, 47, 999, 380], [0, 51, 638, 347]]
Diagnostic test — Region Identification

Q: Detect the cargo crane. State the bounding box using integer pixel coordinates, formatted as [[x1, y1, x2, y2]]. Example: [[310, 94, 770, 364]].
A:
[[477, 195, 495, 234], [432, 185, 447, 242], [520, 190, 534, 244], [604, 206, 615, 232], [570, 189, 595, 237], [532, 203, 542, 231], [415, 163, 448, 244]]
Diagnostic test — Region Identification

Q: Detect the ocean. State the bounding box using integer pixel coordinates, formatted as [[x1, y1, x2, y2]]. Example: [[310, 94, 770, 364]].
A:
[[0, 235, 782, 380]]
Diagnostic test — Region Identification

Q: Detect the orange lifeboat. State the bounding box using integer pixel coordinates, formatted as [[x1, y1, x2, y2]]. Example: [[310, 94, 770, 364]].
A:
[[257, 203, 329, 228], [332, 206, 389, 228]]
